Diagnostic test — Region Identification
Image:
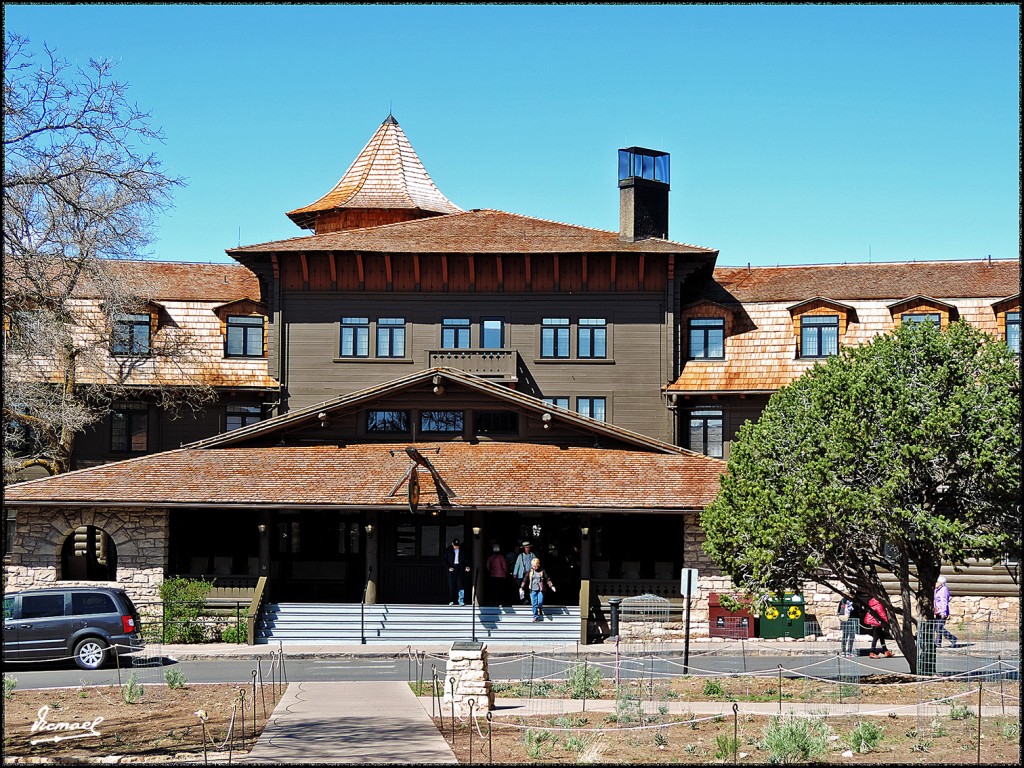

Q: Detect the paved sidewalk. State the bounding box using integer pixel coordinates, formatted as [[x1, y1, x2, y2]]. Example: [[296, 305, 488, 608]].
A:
[[244, 681, 456, 764]]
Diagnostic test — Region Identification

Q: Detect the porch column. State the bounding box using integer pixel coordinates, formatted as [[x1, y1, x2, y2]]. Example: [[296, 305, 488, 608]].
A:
[[471, 514, 484, 605], [365, 511, 379, 605], [258, 510, 271, 577], [579, 517, 592, 644]]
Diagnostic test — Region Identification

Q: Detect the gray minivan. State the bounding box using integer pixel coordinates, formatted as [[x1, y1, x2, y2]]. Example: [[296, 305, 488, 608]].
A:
[[3, 587, 144, 670]]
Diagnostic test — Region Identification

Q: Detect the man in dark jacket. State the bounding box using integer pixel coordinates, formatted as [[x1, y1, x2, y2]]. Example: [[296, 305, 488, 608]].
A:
[[445, 538, 471, 605]]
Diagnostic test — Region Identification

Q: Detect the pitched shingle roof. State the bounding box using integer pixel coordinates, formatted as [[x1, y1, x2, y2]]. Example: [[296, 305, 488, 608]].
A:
[[667, 259, 1019, 394], [711, 259, 1020, 302], [287, 115, 462, 229], [2, 442, 722, 510], [231, 209, 718, 256], [75, 261, 261, 302]]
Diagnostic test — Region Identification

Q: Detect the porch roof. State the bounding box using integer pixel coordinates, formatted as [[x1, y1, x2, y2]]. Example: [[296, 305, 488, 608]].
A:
[[3, 441, 724, 511]]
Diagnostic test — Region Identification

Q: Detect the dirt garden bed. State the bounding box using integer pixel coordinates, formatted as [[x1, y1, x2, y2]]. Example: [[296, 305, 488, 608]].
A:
[[428, 674, 1020, 764], [2, 681, 283, 762]]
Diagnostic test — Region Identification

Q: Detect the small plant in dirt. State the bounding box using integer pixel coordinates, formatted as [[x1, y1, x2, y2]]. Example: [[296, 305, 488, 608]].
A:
[[563, 733, 594, 754], [550, 714, 589, 728], [220, 620, 246, 644], [949, 702, 975, 721], [653, 731, 668, 748], [577, 736, 608, 764], [715, 733, 740, 760], [929, 717, 947, 737], [522, 728, 555, 759], [613, 694, 642, 724], [3, 675, 16, 700], [759, 713, 831, 763], [703, 679, 725, 697], [121, 672, 144, 704], [1000, 720, 1021, 740], [164, 668, 188, 689], [565, 662, 603, 699], [911, 738, 933, 753], [848, 720, 885, 753]]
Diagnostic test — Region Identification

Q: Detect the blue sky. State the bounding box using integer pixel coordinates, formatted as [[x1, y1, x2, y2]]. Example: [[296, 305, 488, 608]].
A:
[[5, 4, 1019, 266]]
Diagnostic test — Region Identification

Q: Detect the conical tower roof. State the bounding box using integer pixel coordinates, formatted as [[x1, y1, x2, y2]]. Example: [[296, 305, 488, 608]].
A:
[[287, 115, 462, 232]]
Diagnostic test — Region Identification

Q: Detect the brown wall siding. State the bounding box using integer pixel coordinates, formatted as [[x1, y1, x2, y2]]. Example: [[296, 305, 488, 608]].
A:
[[280, 291, 674, 442], [675, 395, 770, 459]]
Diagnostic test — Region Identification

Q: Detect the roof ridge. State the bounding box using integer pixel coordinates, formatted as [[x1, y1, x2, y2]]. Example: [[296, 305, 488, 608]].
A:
[[715, 257, 1021, 270]]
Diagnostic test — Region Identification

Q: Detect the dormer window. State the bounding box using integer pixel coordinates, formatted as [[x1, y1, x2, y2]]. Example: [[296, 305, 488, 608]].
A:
[[112, 313, 152, 356], [902, 313, 941, 326], [688, 318, 725, 360], [800, 315, 839, 358], [226, 316, 265, 357], [887, 296, 955, 329], [1006, 311, 1020, 355]]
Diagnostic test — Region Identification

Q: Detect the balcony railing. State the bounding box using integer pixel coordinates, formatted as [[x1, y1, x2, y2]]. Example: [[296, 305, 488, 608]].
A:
[[428, 349, 517, 381]]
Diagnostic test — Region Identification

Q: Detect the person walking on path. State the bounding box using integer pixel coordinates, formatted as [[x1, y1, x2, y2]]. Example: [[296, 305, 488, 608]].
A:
[[520, 557, 556, 621], [933, 575, 959, 647], [444, 538, 471, 605], [512, 541, 534, 603], [837, 596, 857, 657], [863, 596, 893, 658], [486, 544, 510, 605]]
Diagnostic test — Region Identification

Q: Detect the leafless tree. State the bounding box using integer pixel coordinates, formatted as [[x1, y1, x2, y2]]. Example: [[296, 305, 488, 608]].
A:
[[3, 32, 214, 479]]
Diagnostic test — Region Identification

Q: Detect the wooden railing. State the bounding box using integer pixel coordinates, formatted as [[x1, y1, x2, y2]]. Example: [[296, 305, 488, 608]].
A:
[[428, 349, 517, 380], [246, 576, 268, 646]]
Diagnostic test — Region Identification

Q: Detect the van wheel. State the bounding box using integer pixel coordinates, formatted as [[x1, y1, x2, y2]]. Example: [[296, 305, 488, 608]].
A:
[[74, 638, 108, 670]]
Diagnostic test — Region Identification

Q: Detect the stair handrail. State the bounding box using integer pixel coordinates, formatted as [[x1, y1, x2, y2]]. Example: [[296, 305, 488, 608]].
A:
[[245, 576, 268, 646], [360, 565, 372, 645]]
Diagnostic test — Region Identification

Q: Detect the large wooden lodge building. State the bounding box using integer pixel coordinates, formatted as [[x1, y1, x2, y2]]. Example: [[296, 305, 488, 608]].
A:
[[4, 115, 1019, 639]]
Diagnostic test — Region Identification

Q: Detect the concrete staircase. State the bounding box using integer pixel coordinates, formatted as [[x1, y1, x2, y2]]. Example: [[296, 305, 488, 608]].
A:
[[256, 603, 581, 644]]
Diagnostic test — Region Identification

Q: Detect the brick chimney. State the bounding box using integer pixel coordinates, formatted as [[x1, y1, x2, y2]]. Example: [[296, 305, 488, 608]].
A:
[[618, 147, 670, 241]]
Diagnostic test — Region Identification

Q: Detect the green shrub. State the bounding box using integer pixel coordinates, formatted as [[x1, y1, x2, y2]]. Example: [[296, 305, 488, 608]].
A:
[[703, 679, 725, 697], [3, 675, 16, 700], [565, 662, 602, 700], [164, 668, 188, 690], [949, 703, 975, 721], [848, 721, 885, 753], [759, 713, 831, 763], [121, 672, 144, 704], [220, 620, 246, 644], [564, 733, 593, 753], [1000, 720, 1020, 740], [159, 577, 213, 644]]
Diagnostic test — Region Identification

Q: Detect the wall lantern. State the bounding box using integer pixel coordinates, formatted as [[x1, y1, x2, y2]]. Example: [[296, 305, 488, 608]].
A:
[[257, 524, 268, 535], [580, 526, 590, 538], [365, 523, 374, 537], [471, 526, 482, 538]]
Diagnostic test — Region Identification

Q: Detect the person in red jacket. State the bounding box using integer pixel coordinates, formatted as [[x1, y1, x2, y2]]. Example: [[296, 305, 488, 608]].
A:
[[863, 596, 894, 658]]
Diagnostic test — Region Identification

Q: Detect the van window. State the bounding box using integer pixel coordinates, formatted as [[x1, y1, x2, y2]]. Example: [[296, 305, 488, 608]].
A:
[[3, 596, 13, 620], [21, 593, 65, 619], [72, 593, 116, 615]]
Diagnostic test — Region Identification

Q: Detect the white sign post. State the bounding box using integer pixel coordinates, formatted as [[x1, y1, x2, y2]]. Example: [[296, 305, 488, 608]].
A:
[[680, 568, 698, 673], [680, 568, 699, 597]]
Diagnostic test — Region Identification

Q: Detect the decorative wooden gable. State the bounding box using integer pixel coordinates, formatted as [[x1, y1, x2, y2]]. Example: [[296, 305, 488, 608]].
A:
[[212, 299, 269, 357], [786, 297, 855, 339], [886, 295, 958, 329]]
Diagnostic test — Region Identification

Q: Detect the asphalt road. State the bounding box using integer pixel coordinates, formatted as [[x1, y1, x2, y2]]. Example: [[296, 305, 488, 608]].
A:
[[4, 652, 1008, 691]]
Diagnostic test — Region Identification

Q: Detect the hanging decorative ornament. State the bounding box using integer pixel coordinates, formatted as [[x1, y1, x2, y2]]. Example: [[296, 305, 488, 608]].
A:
[[408, 467, 421, 513]]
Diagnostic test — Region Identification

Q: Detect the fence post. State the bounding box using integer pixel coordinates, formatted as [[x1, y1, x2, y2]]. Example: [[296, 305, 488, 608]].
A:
[[778, 665, 783, 713], [976, 681, 982, 766], [733, 702, 739, 764]]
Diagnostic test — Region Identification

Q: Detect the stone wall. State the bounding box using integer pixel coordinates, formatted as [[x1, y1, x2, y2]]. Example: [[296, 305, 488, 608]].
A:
[[4, 506, 168, 622]]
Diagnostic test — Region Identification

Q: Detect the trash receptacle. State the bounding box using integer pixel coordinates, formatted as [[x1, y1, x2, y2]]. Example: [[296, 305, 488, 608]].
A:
[[708, 592, 757, 639], [759, 592, 805, 639]]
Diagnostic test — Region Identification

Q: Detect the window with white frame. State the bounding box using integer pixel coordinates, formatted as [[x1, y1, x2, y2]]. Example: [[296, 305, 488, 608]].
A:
[[800, 315, 839, 358], [340, 317, 370, 357], [576, 396, 607, 422], [577, 318, 607, 358], [541, 318, 570, 358], [442, 318, 471, 349], [376, 318, 406, 357]]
